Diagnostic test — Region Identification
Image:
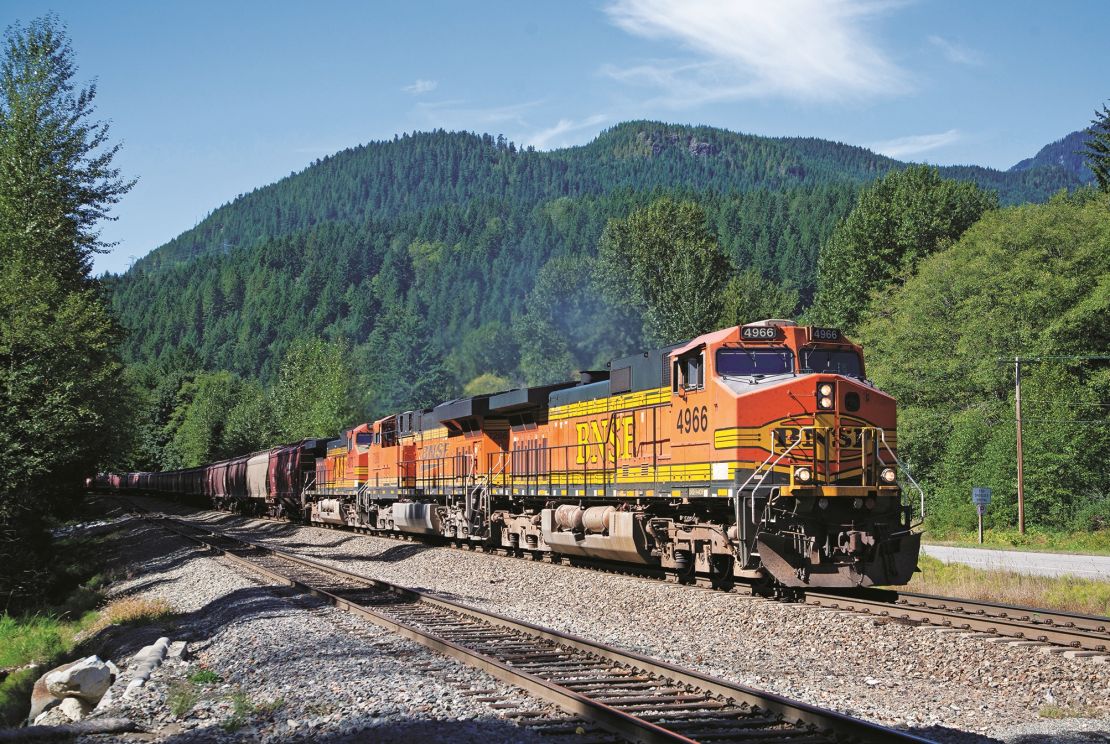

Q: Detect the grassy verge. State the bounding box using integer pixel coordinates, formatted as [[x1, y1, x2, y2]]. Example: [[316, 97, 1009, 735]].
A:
[[0, 526, 175, 726], [907, 554, 1110, 615], [923, 527, 1110, 555]]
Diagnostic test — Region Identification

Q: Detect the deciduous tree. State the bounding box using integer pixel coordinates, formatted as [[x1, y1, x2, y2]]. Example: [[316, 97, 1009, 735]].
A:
[[810, 166, 996, 332], [719, 269, 799, 328], [598, 197, 729, 345], [271, 338, 356, 441]]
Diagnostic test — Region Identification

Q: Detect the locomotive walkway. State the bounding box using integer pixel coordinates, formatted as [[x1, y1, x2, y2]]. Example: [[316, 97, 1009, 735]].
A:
[[922, 545, 1110, 580]]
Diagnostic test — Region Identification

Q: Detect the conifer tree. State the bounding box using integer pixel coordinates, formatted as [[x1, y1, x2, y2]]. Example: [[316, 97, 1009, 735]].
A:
[[1083, 102, 1110, 192], [0, 15, 132, 606]]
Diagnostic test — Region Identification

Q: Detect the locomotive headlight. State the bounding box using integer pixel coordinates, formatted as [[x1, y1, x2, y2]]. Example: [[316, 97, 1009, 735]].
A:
[[816, 382, 836, 410], [817, 498, 829, 509], [794, 466, 812, 483], [852, 498, 864, 509], [880, 467, 897, 483]]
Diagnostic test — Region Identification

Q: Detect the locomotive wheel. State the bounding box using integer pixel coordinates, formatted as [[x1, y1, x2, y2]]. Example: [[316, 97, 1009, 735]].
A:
[[709, 555, 735, 591], [673, 550, 696, 585]]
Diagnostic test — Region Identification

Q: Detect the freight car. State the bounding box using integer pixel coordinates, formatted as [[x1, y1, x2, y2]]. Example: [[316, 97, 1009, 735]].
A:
[[99, 320, 922, 591], [97, 440, 326, 518]]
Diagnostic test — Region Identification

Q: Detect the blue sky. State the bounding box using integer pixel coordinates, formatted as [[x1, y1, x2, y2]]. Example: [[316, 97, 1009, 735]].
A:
[[4, 1, 1107, 274]]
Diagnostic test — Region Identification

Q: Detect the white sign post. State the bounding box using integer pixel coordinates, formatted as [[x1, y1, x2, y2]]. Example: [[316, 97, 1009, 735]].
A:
[[971, 487, 992, 544]]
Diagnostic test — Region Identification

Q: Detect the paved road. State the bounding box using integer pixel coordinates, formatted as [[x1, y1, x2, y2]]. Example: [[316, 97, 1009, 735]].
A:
[[922, 544, 1110, 580]]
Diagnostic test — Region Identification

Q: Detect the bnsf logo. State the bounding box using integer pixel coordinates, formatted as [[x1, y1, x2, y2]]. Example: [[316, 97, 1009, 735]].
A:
[[774, 427, 868, 448]]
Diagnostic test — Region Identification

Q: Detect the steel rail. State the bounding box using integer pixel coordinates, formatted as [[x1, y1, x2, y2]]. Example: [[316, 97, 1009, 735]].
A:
[[110, 494, 1109, 656], [141, 512, 931, 744], [805, 590, 1110, 652], [893, 590, 1110, 633]]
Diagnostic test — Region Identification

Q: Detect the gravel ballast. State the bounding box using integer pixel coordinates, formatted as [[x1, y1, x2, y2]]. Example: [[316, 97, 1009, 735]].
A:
[[66, 507, 580, 742], [147, 500, 1110, 744]]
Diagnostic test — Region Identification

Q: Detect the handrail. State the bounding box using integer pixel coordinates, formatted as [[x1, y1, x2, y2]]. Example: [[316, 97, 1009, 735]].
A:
[[733, 429, 810, 544], [877, 429, 926, 524]]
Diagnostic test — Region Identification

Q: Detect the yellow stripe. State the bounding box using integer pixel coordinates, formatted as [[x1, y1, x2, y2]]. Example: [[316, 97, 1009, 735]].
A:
[[487, 461, 789, 487], [549, 387, 670, 421], [713, 427, 761, 449]]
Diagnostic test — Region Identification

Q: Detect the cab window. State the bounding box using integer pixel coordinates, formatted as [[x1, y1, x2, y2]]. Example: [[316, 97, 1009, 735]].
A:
[[672, 352, 705, 392], [800, 348, 863, 378], [716, 347, 794, 377]]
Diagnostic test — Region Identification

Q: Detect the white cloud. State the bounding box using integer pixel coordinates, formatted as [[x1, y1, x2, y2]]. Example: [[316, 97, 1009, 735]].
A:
[[602, 0, 909, 106], [927, 35, 983, 66], [403, 79, 439, 95], [413, 99, 545, 132], [525, 114, 609, 150], [869, 129, 960, 159]]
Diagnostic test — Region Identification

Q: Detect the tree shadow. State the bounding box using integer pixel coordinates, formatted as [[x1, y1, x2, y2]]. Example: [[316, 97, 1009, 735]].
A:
[[317, 543, 432, 563], [159, 712, 581, 744]]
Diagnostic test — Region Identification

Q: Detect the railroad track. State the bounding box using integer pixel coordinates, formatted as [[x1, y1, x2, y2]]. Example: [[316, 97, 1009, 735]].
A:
[[137, 510, 930, 744], [107, 494, 1110, 659], [806, 588, 1110, 654]]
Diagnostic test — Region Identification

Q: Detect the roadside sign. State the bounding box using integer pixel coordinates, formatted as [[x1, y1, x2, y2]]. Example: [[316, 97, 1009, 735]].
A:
[[972, 487, 992, 506], [972, 487, 991, 544]]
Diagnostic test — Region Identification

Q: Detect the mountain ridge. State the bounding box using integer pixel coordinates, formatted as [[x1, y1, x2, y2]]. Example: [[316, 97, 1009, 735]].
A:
[[130, 121, 1086, 275], [109, 120, 1094, 406], [1008, 128, 1094, 181]]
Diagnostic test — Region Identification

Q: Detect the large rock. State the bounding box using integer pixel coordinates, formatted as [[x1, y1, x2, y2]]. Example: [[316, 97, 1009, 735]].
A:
[[58, 696, 94, 721], [44, 656, 112, 704], [28, 660, 77, 723]]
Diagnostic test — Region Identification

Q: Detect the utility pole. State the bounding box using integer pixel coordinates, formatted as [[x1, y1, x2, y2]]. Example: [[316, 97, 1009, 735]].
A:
[[1014, 356, 1024, 534], [1003, 355, 1105, 537]]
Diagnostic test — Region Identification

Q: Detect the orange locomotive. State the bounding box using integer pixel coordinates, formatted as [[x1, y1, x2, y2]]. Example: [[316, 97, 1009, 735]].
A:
[[307, 320, 921, 589]]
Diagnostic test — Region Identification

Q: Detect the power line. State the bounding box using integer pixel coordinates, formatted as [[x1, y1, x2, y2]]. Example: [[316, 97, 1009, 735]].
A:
[[1018, 418, 1110, 425], [995, 355, 1110, 363], [1022, 400, 1110, 407]]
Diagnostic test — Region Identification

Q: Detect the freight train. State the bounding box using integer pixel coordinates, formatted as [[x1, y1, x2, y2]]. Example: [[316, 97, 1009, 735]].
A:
[[96, 320, 922, 590]]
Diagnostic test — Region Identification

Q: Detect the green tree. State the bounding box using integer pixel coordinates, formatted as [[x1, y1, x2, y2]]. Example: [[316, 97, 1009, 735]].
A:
[[166, 372, 241, 467], [361, 305, 453, 417], [0, 16, 132, 607], [719, 268, 799, 327], [598, 197, 729, 344], [858, 190, 1110, 533], [224, 379, 276, 455], [1083, 102, 1110, 192], [271, 338, 356, 441], [811, 165, 996, 332], [447, 321, 519, 385], [463, 373, 511, 397], [515, 253, 640, 385]]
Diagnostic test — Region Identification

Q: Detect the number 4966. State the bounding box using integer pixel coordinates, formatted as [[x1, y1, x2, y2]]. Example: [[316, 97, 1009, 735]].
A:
[[676, 406, 708, 433]]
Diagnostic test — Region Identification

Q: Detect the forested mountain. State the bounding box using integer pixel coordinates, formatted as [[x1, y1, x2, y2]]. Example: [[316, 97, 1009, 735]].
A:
[[1009, 129, 1094, 182], [108, 121, 1089, 415]]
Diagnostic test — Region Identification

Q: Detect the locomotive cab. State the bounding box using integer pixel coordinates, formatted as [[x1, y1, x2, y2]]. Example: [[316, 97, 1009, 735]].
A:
[[711, 320, 920, 588]]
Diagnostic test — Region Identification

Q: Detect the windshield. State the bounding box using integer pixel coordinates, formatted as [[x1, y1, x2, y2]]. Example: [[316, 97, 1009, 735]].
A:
[[716, 347, 794, 377], [801, 348, 863, 378]]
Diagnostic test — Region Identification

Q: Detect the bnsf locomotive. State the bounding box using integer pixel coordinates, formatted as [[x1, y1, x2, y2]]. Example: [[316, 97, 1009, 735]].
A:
[[97, 320, 921, 590]]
